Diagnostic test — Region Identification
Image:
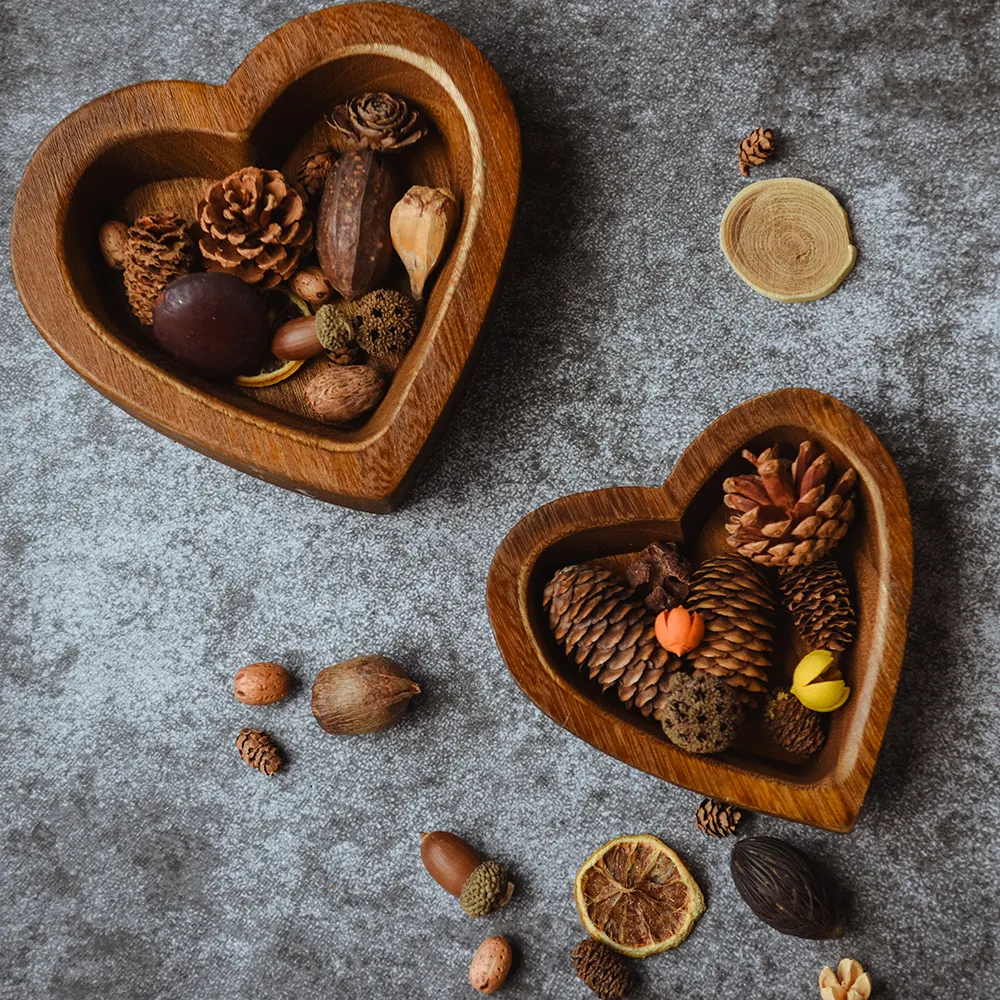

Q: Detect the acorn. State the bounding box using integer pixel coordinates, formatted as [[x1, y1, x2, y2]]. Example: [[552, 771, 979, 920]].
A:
[[420, 831, 514, 917], [730, 837, 843, 939]]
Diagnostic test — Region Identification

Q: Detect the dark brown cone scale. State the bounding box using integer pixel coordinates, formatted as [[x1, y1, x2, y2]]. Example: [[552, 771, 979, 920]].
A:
[[316, 149, 397, 301]]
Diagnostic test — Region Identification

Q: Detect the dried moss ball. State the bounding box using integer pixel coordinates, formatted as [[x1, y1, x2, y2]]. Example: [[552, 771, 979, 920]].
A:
[[352, 288, 420, 357], [660, 670, 745, 754]]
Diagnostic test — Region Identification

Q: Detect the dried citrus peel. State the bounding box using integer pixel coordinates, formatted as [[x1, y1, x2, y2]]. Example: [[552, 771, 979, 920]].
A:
[[720, 177, 856, 302], [792, 650, 850, 712], [235, 358, 305, 387], [574, 834, 705, 958]]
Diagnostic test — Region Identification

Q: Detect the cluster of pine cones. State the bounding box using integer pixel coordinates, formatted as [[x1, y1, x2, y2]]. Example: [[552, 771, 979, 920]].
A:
[[100, 91, 425, 328], [542, 440, 857, 760]]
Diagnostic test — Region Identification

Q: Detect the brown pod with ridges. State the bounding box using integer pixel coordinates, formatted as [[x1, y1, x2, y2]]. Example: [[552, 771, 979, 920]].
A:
[[316, 149, 397, 300]]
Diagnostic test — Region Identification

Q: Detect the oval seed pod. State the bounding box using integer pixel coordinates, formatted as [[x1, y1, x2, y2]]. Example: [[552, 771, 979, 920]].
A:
[[420, 832, 515, 918], [730, 837, 842, 939]]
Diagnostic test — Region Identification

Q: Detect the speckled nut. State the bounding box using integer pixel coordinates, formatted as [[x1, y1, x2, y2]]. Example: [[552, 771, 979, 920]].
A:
[[98, 220, 129, 270], [460, 860, 511, 918], [233, 662, 292, 706], [287, 265, 334, 307], [304, 363, 385, 424], [469, 936, 512, 994]]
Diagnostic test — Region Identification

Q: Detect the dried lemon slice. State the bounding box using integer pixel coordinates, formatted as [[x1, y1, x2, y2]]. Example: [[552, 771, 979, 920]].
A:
[[234, 358, 304, 387], [720, 177, 856, 302], [574, 834, 705, 958]]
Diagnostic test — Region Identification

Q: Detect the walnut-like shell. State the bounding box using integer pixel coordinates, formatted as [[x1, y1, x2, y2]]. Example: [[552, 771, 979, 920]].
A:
[[304, 363, 385, 424]]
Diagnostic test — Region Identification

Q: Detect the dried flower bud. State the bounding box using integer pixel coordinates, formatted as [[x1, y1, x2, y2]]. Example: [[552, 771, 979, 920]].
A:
[[791, 650, 850, 712], [390, 185, 459, 301], [654, 606, 705, 656]]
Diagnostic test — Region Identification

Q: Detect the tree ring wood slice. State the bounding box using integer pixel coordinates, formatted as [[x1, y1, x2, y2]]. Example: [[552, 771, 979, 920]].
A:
[[720, 178, 856, 303]]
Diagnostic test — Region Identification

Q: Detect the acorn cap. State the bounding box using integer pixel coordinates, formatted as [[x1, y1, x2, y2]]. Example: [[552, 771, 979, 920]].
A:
[[572, 938, 632, 1000], [460, 860, 513, 918], [314, 302, 355, 350]]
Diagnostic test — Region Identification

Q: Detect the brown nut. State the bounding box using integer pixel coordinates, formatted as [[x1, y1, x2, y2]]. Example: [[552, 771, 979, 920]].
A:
[[304, 363, 385, 424], [288, 265, 334, 307], [271, 315, 324, 360], [469, 936, 512, 994], [420, 831, 481, 898], [98, 220, 129, 270], [233, 662, 292, 705]]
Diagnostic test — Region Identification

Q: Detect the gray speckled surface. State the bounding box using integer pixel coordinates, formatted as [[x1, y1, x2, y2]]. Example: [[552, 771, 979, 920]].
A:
[[3, 1, 999, 997]]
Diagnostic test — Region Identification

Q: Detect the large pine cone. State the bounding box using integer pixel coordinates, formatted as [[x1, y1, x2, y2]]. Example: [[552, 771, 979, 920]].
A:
[[122, 212, 195, 326], [686, 554, 775, 705], [723, 441, 856, 568], [543, 564, 678, 720], [329, 92, 426, 152], [196, 167, 313, 288], [778, 560, 856, 651]]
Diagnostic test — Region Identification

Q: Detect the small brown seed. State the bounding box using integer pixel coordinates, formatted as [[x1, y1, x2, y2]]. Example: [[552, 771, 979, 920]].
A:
[[233, 662, 292, 705], [420, 831, 481, 898], [271, 315, 324, 360], [98, 220, 129, 270], [469, 936, 512, 994], [304, 363, 385, 423], [288, 265, 334, 307]]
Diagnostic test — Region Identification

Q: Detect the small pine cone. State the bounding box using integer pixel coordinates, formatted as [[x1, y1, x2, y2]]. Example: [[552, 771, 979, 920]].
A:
[[687, 554, 775, 705], [236, 728, 282, 776], [297, 149, 332, 199], [625, 540, 691, 612], [543, 564, 678, 721], [329, 92, 427, 152], [460, 860, 509, 918], [778, 560, 856, 651], [764, 688, 826, 757], [197, 167, 313, 288], [350, 288, 421, 358], [572, 939, 631, 1000], [696, 797, 742, 838], [738, 127, 774, 177], [122, 212, 195, 326]]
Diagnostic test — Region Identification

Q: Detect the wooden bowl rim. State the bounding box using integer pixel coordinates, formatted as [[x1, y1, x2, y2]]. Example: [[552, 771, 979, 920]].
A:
[[486, 388, 913, 832], [11, 2, 521, 511]]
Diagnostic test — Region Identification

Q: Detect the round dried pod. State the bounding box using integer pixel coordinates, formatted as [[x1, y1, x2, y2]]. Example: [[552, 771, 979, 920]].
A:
[[351, 288, 420, 358], [311, 655, 419, 734], [304, 363, 385, 424], [660, 670, 745, 754], [730, 837, 842, 939], [98, 219, 129, 269]]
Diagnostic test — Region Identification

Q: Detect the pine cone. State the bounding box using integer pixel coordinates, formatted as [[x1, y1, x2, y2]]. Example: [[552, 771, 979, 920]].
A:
[[572, 939, 631, 1000], [696, 798, 742, 838], [329, 92, 427, 152], [687, 554, 776, 705], [625, 540, 691, 612], [236, 728, 281, 775], [764, 687, 826, 757], [197, 167, 313, 288], [543, 564, 678, 720], [779, 560, 856, 651], [122, 212, 195, 326], [297, 150, 332, 199], [739, 127, 775, 177], [723, 441, 857, 568]]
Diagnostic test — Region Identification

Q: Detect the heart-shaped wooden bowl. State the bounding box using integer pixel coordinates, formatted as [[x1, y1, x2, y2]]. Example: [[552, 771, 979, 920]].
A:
[[487, 389, 912, 832], [11, 3, 520, 512]]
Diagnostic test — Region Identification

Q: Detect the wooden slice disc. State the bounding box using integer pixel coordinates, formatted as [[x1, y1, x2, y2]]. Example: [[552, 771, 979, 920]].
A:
[[720, 178, 856, 302]]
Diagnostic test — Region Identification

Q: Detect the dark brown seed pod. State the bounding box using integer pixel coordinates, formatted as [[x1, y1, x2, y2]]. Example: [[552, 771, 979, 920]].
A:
[[730, 837, 842, 939], [316, 149, 397, 301]]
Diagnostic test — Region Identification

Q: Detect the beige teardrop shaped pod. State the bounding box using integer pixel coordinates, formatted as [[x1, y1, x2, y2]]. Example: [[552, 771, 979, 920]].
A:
[[720, 178, 856, 302]]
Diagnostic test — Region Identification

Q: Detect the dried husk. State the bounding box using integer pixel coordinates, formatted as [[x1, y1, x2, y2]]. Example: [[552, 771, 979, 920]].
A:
[[390, 185, 459, 300], [730, 837, 842, 939], [311, 655, 419, 734], [316, 149, 397, 300]]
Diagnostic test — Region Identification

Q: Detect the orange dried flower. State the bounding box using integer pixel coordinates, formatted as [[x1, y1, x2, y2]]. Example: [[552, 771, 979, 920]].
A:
[[654, 606, 705, 656]]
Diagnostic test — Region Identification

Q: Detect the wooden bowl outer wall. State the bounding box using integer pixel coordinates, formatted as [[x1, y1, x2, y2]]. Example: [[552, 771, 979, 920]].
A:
[[486, 388, 913, 833], [10, 3, 521, 512]]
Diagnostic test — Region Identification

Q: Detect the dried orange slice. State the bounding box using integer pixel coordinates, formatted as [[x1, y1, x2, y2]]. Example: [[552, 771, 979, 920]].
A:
[[574, 834, 705, 957], [234, 358, 304, 387]]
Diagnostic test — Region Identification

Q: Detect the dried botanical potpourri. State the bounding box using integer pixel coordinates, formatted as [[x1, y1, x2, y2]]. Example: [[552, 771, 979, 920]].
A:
[[96, 91, 460, 426]]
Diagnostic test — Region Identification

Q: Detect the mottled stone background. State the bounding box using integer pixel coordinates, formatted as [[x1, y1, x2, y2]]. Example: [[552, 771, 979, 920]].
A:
[[2, 0, 998, 997]]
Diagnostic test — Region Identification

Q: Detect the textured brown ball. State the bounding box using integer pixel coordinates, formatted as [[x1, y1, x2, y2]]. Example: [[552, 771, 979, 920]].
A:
[[660, 670, 745, 753], [352, 288, 420, 357], [572, 938, 631, 1000]]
